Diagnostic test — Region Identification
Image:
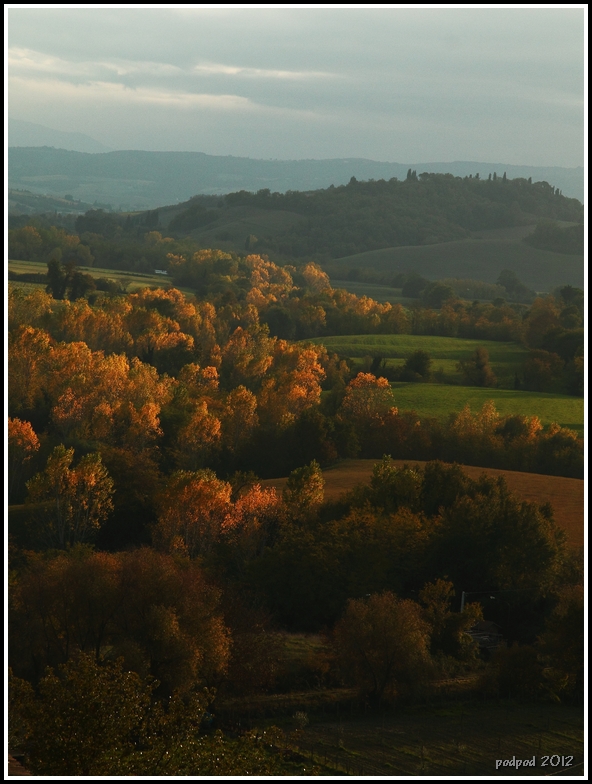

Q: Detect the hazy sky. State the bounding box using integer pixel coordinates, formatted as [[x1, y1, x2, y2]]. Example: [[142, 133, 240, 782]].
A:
[[6, 5, 586, 166]]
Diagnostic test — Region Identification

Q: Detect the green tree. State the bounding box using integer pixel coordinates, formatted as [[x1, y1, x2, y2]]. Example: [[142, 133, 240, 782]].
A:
[[402, 349, 432, 381], [365, 456, 423, 514], [537, 585, 584, 703], [422, 282, 455, 308], [401, 273, 429, 298], [46, 258, 69, 300], [457, 347, 497, 387], [9, 655, 154, 776], [496, 269, 534, 302], [282, 460, 325, 518], [9, 654, 289, 776]]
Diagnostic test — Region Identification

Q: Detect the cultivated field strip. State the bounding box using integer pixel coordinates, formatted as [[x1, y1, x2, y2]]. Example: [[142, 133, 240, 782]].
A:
[[294, 703, 584, 777]]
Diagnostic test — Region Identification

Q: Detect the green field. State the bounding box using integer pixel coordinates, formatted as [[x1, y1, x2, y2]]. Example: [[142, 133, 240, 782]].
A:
[[390, 383, 583, 435], [327, 234, 584, 291], [311, 334, 530, 387], [8, 259, 193, 295]]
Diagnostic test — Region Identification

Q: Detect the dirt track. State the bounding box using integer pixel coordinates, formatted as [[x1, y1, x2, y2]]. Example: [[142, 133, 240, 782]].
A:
[[262, 459, 584, 547]]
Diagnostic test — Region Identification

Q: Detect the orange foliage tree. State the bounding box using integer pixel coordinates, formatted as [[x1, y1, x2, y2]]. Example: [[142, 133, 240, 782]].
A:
[[8, 418, 41, 502], [155, 471, 233, 558]]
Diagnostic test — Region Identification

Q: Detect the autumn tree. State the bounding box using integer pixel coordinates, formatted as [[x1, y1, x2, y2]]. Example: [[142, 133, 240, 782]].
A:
[[8, 285, 54, 332], [257, 342, 325, 429], [225, 484, 283, 570], [174, 402, 222, 470], [522, 349, 564, 392], [220, 386, 258, 453], [8, 326, 52, 418], [300, 262, 331, 294], [8, 418, 40, 503], [333, 592, 431, 704], [339, 372, 397, 427], [419, 579, 481, 662], [25, 446, 114, 548], [9, 547, 230, 695], [220, 326, 274, 390], [154, 470, 233, 558]]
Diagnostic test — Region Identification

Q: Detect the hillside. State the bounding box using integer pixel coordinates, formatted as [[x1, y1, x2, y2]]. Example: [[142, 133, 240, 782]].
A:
[[8, 146, 585, 209], [162, 175, 583, 290], [325, 233, 584, 291], [8, 188, 97, 216]]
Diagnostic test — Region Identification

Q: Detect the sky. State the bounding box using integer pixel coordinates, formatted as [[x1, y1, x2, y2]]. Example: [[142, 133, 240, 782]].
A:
[[6, 5, 586, 167]]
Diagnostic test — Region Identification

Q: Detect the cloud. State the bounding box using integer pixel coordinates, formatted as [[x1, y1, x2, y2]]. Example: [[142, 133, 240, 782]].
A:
[[8, 75, 328, 125], [6, 8, 584, 166], [8, 75, 256, 111], [192, 62, 338, 80], [8, 46, 184, 80], [8, 47, 81, 76]]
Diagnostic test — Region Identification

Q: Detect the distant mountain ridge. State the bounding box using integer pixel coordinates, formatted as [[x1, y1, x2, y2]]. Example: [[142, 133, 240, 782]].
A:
[[8, 146, 584, 210], [8, 119, 112, 154]]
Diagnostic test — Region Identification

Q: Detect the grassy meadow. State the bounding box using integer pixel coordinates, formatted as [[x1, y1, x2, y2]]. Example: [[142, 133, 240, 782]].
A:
[[390, 383, 583, 436], [312, 334, 530, 387]]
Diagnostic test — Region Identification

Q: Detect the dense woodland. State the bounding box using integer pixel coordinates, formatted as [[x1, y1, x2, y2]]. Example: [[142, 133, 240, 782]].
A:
[[8, 182, 584, 775], [217, 172, 584, 259]]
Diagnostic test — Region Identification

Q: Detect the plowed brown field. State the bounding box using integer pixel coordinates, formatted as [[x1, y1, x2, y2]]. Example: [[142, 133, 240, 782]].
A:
[[262, 459, 584, 547]]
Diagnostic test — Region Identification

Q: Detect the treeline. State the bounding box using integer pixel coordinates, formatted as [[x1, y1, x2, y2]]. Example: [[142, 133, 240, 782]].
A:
[[523, 220, 584, 255], [9, 217, 584, 371], [7, 218, 584, 397], [8, 216, 196, 274]]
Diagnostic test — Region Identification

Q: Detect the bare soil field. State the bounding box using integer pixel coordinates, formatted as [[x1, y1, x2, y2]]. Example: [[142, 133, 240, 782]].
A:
[[262, 459, 584, 546]]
